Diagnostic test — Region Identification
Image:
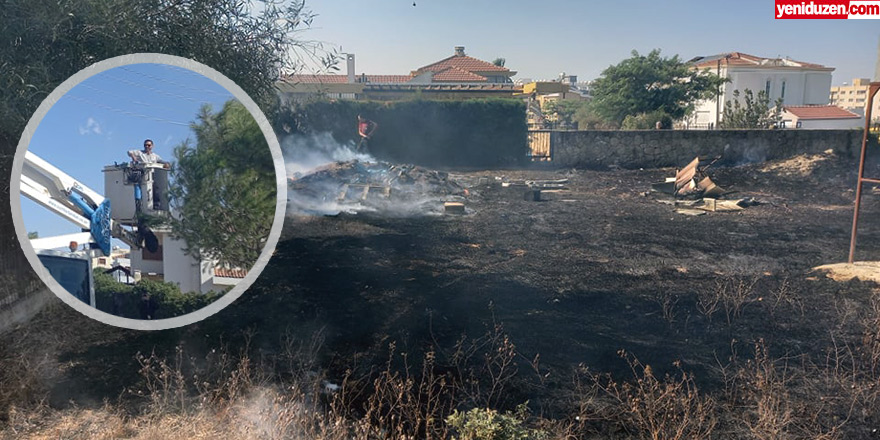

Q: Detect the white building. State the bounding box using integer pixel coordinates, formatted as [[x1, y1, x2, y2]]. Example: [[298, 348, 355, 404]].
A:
[[781, 105, 863, 129], [103, 165, 244, 294], [689, 52, 834, 128]]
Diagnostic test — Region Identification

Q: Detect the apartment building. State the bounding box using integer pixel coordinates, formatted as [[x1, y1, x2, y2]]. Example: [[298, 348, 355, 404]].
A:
[[830, 78, 880, 120]]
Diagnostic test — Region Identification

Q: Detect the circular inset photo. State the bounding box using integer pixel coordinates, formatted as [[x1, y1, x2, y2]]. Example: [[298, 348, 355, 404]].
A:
[[10, 54, 286, 330]]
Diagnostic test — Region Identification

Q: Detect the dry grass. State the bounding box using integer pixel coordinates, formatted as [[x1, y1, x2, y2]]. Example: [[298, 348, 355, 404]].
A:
[[572, 351, 717, 440], [0, 320, 542, 440], [7, 290, 880, 439]]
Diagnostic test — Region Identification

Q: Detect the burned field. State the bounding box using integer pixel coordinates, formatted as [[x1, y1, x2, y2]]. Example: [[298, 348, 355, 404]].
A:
[[8, 150, 880, 438], [256, 151, 880, 400]]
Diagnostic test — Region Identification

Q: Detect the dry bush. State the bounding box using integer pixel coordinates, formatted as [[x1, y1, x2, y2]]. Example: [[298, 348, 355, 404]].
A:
[[653, 290, 680, 325], [332, 343, 455, 440], [718, 339, 848, 440], [2, 404, 132, 440], [768, 276, 804, 318], [861, 293, 880, 379], [332, 322, 527, 439], [696, 276, 759, 326], [0, 303, 104, 423], [737, 340, 796, 439], [2, 319, 547, 439], [449, 322, 520, 409], [572, 350, 716, 440]]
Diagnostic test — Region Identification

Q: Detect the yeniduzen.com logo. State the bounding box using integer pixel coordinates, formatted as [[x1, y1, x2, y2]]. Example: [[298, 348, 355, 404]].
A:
[[775, 0, 880, 18]]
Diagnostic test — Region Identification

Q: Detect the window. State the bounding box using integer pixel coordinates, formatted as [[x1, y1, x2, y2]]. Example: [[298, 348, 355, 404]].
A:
[[781, 81, 786, 100], [765, 80, 771, 97]]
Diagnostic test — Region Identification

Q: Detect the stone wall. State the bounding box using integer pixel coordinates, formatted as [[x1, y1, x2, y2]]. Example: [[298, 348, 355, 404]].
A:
[[0, 148, 48, 334], [550, 129, 865, 169]]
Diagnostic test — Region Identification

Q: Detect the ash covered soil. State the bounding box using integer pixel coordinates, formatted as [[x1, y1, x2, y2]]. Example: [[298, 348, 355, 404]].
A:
[[233, 150, 880, 388], [18, 151, 880, 413]]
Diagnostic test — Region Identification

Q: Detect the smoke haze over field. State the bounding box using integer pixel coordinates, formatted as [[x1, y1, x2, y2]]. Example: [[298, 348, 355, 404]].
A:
[[281, 133, 376, 178], [282, 133, 377, 216], [282, 133, 466, 217]]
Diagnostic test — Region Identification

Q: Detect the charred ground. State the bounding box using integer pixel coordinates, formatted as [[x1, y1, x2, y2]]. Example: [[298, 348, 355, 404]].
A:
[[5, 150, 880, 436], [238, 150, 880, 393]]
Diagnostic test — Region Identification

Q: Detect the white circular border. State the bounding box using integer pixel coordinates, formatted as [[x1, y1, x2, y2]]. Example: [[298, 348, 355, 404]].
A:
[[10, 54, 287, 330]]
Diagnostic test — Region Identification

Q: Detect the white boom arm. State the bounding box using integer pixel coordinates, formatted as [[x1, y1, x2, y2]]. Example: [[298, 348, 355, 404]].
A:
[[20, 151, 138, 255], [30, 232, 94, 251], [21, 151, 105, 229]]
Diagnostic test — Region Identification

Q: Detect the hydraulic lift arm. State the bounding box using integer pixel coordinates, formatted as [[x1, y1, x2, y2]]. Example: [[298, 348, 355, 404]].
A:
[[20, 151, 139, 255]]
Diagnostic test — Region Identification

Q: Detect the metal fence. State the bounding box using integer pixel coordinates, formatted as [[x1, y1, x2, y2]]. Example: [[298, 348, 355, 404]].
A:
[[527, 130, 552, 161]]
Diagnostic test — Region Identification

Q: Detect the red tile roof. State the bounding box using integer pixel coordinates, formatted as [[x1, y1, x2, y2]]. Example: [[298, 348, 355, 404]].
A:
[[283, 74, 411, 84], [416, 55, 512, 75], [690, 52, 830, 70], [784, 105, 860, 120], [431, 66, 488, 82], [363, 84, 519, 91], [282, 48, 515, 88], [215, 268, 248, 278]]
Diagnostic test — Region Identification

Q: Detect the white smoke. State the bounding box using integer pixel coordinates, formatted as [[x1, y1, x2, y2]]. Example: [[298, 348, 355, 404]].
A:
[[282, 133, 376, 216], [282, 132, 375, 178], [282, 133, 465, 217]]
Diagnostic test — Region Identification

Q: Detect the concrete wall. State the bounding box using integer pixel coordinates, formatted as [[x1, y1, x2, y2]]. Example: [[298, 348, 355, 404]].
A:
[[0, 288, 52, 335], [797, 118, 864, 130], [550, 129, 864, 169], [0, 252, 47, 334]]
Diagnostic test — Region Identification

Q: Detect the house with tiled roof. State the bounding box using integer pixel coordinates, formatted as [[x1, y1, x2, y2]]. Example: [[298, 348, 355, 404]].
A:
[[688, 52, 834, 128], [411, 46, 516, 83], [782, 105, 863, 129], [277, 47, 520, 102]]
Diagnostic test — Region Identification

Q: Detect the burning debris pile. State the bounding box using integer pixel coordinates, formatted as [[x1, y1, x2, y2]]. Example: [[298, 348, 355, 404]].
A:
[[650, 157, 760, 215], [288, 160, 467, 216]]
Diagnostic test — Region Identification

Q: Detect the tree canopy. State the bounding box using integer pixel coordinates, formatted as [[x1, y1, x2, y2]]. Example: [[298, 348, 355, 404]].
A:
[[1, 0, 323, 271], [0, 0, 324, 149], [590, 49, 726, 126], [168, 100, 276, 269], [719, 89, 784, 129]]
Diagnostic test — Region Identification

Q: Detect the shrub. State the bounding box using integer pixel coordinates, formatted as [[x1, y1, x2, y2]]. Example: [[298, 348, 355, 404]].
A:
[[621, 110, 673, 130], [447, 403, 545, 440], [94, 270, 223, 319]]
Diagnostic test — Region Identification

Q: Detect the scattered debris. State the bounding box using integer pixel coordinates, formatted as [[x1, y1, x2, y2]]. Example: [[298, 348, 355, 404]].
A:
[[670, 197, 762, 215], [524, 189, 542, 201], [444, 202, 466, 214], [499, 177, 569, 202], [653, 157, 726, 198], [289, 160, 466, 215], [675, 208, 706, 216], [651, 157, 764, 216]]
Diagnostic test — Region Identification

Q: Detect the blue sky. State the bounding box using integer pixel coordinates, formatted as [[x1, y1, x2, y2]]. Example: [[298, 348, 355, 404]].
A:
[[304, 0, 878, 85], [21, 64, 234, 240]]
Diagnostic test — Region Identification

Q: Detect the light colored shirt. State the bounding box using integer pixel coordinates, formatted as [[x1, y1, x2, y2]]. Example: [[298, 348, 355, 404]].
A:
[[128, 150, 166, 164]]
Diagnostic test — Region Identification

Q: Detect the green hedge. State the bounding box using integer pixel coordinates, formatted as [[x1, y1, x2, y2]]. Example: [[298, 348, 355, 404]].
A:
[[94, 270, 223, 319], [281, 99, 529, 168]]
